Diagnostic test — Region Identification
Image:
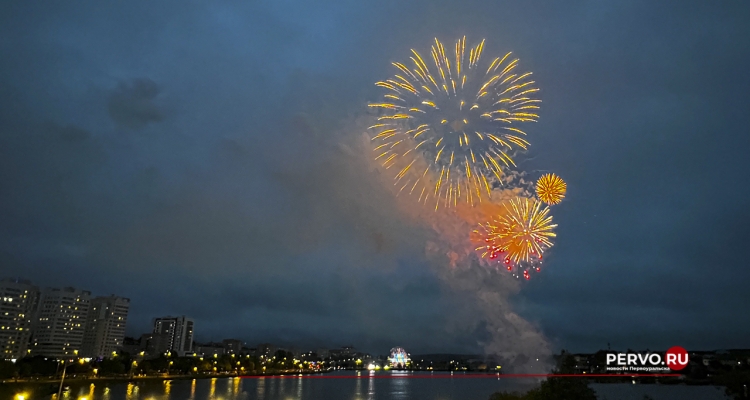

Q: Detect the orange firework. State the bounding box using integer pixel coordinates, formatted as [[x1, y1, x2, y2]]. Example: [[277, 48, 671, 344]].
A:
[[369, 37, 540, 210], [535, 173, 566, 205], [475, 197, 556, 278]]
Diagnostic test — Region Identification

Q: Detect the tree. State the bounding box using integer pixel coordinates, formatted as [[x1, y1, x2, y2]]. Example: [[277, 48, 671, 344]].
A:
[[97, 358, 126, 375], [526, 354, 597, 400], [488, 353, 597, 400], [274, 350, 288, 360], [713, 369, 750, 399], [0, 360, 17, 379], [15, 356, 57, 377], [489, 392, 526, 400]]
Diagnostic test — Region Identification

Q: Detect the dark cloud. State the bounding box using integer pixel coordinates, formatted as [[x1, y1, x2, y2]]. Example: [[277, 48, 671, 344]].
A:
[[0, 0, 749, 362], [107, 78, 164, 129]]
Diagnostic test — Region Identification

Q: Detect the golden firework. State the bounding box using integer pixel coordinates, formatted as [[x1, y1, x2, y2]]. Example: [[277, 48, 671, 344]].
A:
[[477, 197, 556, 265], [369, 37, 540, 210], [535, 173, 566, 205]]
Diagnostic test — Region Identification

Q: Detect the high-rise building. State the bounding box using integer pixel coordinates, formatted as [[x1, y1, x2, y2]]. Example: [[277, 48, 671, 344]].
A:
[[152, 316, 194, 356], [257, 343, 276, 357], [81, 295, 130, 358], [0, 278, 40, 360], [139, 332, 171, 356], [31, 287, 90, 358], [222, 339, 243, 354], [194, 342, 224, 357]]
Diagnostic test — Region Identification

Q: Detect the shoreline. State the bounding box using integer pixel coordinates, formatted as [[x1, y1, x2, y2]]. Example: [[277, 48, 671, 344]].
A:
[[1, 370, 697, 387], [1, 370, 335, 386]]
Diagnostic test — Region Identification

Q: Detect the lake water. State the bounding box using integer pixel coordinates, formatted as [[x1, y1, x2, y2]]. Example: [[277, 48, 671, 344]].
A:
[[8, 372, 731, 400]]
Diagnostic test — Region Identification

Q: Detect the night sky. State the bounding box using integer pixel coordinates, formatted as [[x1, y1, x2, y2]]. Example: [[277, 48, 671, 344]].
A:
[[1, 1, 749, 360]]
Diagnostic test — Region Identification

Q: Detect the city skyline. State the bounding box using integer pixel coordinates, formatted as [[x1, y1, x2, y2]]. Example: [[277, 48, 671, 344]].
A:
[[4, 276, 749, 361]]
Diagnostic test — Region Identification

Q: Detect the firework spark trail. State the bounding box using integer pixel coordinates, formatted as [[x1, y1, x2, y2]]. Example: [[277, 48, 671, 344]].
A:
[[474, 197, 557, 280], [426, 233, 553, 373], [361, 36, 563, 371], [365, 137, 554, 369], [368, 37, 540, 210]]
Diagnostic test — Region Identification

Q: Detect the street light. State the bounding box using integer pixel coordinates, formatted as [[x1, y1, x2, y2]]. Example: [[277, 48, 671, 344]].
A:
[[57, 350, 78, 399]]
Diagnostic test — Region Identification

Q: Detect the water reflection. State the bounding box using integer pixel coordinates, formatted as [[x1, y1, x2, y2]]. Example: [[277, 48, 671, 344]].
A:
[[354, 371, 362, 399], [390, 371, 410, 400], [39, 372, 535, 400], [125, 383, 135, 400], [256, 377, 265, 399], [368, 372, 375, 399], [233, 376, 241, 397]]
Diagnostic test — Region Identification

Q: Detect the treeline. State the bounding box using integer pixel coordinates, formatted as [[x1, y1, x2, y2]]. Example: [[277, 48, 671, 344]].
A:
[[488, 354, 597, 400], [488, 353, 750, 400]]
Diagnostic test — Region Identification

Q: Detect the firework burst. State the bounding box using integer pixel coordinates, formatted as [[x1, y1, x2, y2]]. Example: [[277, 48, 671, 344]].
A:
[[475, 197, 556, 279], [369, 37, 540, 210], [536, 173, 566, 205]]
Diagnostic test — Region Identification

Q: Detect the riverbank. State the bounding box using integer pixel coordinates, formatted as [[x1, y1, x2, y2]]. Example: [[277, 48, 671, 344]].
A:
[[1, 369, 337, 386], [2, 372, 734, 400], [2, 371, 336, 399]]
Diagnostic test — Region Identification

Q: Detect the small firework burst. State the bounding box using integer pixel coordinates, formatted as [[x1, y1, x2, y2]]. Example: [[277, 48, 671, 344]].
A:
[[536, 173, 566, 205]]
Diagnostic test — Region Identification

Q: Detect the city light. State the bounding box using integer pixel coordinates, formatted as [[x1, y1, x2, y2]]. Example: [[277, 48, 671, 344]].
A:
[[0, 8, 743, 399], [388, 347, 410, 368]]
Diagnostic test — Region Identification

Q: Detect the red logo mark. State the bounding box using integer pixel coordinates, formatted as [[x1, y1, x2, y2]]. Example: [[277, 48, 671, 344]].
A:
[[665, 346, 688, 371]]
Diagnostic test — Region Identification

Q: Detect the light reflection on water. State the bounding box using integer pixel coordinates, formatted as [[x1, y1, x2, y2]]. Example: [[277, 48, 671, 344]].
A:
[[389, 371, 409, 400], [26, 372, 728, 400], [256, 377, 265, 398], [46, 372, 523, 400]]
